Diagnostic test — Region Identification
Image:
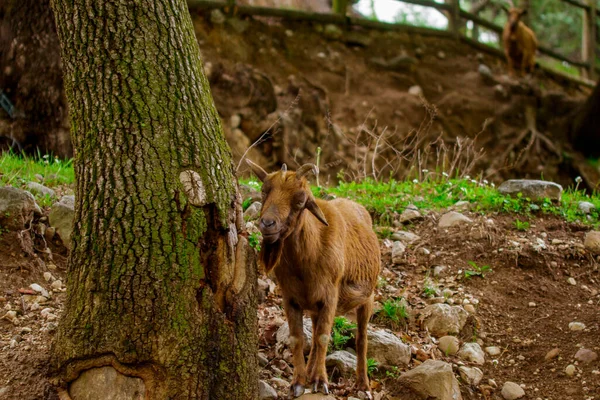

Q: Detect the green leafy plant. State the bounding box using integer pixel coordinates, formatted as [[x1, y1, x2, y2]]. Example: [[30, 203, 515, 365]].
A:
[[422, 279, 437, 298], [329, 316, 357, 352], [385, 366, 400, 379], [367, 358, 378, 378], [248, 232, 261, 252], [377, 298, 409, 330], [513, 219, 530, 231], [242, 197, 253, 211], [464, 261, 492, 279]]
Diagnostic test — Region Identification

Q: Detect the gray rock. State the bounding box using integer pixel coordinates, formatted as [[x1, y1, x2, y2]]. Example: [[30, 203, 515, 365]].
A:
[[259, 380, 278, 400], [397, 360, 462, 400], [494, 84, 509, 100], [432, 266, 447, 277], [276, 318, 312, 354], [485, 346, 501, 356], [569, 321, 586, 331], [501, 381, 525, 399], [438, 335, 460, 355], [574, 348, 598, 364], [51, 280, 63, 290], [438, 211, 472, 228], [69, 366, 145, 399], [420, 304, 468, 337], [408, 85, 423, 97], [344, 31, 372, 47], [0, 187, 41, 231], [459, 366, 483, 386], [391, 241, 406, 264], [210, 9, 226, 24], [30, 283, 50, 298], [399, 204, 421, 222], [270, 377, 288, 389], [244, 202, 262, 221], [390, 231, 420, 244], [49, 195, 75, 248], [565, 364, 576, 376], [226, 18, 250, 34], [367, 329, 411, 366], [27, 182, 56, 198], [578, 201, 596, 214], [498, 179, 562, 201], [325, 350, 357, 376], [323, 24, 343, 40], [478, 64, 496, 85], [584, 231, 600, 255], [258, 352, 269, 367], [230, 114, 242, 129], [437, 51, 446, 59], [457, 342, 485, 365]]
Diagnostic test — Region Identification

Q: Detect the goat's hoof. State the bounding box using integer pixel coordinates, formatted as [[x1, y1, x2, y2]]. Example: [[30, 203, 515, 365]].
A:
[[289, 383, 305, 398], [359, 390, 373, 400], [311, 381, 329, 395]]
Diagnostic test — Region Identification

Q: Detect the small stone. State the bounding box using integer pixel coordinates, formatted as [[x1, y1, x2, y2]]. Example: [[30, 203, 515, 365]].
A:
[[398, 360, 461, 400], [230, 114, 241, 129], [565, 364, 576, 376], [259, 380, 277, 400], [323, 24, 343, 40], [367, 329, 411, 366], [258, 353, 269, 367], [51, 280, 63, 290], [43, 272, 53, 282], [438, 211, 472, 228], [442, 289, 454, 298], [270, 377, 288, 389], [459, 366, 483, 386], [501, 381, 525, 399], [498, 179, 562, 201], [390, 231, 420, 244], [2, 310, 17, 322], [438, 335, 460, 355], [544, 348, 560, 360], [391, 241, 406, 264], [399, 204, 421, 223], [579, 201, 596, 214], [210, 9, 226, 24], [457, 342, 485, 365], [478, 64, 495, 85], [244, 202, 262, 221], [29, 283, 50, 298], [420, 304, 468, 337], [574, 348, 598, 364], [584, 231, 600, 255], [567, 277, 577, 286], [485, 346, 502, 356], [528, 302, 536, 307], [464, 304, 476, 314], [285, 29, 293, 37], [437, 51, 446, 59], [408, 85, 423, 97], [569, 322, 586, 331], [433, 266, 447, 277], [26, 182, 56, 198]]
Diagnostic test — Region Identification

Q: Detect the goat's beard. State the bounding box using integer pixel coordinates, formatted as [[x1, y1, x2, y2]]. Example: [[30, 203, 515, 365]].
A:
[[259, 240, 284, 273]]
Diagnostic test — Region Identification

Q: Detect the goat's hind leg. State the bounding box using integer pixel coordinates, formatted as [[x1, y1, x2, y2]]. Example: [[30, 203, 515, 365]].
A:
[[284, 299, 307, 398], [355, 295, 374, 399]]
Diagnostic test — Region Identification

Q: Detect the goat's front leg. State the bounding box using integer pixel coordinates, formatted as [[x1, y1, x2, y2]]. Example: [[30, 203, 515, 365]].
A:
[[284, 299, 307, 398], [355, 296, 374, 399], [309, 298, 337, 394]]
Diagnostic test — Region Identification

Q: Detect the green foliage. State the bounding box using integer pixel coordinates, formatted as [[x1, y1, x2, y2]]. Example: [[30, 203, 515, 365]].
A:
[[513, 218, 530, 231], [422, 279, 437, 298], [464, 261, 492, 279], [367, 358, 379, 378], [248, 232, 261, 252], [378, 298, 409, 330], [385, 365, 401, 379], [0, 152, 74, 188], [242, 197, 253, 211], [330, 316, 357, 352]]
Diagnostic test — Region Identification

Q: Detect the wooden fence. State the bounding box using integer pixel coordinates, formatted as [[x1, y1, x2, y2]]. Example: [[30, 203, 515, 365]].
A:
[[187, 0, 599, 85]]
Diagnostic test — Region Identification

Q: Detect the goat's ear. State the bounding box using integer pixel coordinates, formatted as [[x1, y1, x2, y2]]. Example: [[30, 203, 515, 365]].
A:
[[306, 199, 329, 226], [245, 159, 268, 182]]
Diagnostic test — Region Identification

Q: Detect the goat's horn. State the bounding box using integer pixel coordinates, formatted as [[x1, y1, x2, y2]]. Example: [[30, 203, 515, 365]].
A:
[[296, 163, 319, 180], [281, 163, 287, 172]]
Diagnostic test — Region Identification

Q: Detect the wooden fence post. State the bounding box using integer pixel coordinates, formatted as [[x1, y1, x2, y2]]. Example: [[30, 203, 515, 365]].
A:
[[448, 0, 461, 40], [332, 0, 349, 16], [582, 0, 597, 80]]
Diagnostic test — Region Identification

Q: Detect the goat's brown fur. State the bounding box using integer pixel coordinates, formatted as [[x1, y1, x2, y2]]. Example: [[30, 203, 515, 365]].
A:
[[502, 7, 538, 77], [247, 160, 380, 398]]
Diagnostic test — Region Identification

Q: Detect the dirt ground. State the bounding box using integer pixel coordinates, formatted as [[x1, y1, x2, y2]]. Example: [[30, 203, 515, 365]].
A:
[[1, 206, 598, 399]]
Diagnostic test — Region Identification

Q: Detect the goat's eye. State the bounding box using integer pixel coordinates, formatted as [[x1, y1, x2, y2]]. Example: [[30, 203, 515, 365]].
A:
[[293, 192, 307, 209]]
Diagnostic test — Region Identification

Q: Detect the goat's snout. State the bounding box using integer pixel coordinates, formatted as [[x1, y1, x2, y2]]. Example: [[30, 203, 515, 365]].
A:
[[260, 217, 276, 229], [259, 215, 281, 243]]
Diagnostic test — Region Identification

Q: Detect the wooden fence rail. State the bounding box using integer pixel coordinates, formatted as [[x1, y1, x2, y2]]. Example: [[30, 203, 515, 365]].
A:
[[187, 0, 598, 83]]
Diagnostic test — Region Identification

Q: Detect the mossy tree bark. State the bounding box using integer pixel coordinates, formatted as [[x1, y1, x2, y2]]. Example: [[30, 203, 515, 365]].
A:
[[49, 0, 258, 399]]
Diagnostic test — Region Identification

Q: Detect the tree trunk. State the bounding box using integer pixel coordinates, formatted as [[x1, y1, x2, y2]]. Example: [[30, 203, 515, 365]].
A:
[[49, 0, 258, 399], [570, 80, 600, 158]]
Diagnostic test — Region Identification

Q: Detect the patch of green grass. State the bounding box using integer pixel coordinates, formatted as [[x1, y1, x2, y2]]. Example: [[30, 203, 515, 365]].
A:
[[0, 152, 74, 188], [513, 218, 530, 231], [242, 197, 253, 211], [422, 279, 437, 298], [385, 365, 401, 379], [248, 232, 262, 252], [377, 297, 409, 330], [464, 261, 492, 279], [367, 358, 378, 378], [329, 316, 357, 352]]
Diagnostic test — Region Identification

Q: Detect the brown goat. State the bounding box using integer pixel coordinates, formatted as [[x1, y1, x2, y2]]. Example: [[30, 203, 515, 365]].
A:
[[502, 6, 538, 77], [247, 160, 380, 399]]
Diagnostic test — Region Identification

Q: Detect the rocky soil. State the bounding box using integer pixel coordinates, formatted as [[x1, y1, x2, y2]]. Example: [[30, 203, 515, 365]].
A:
[[1, 177, 599, 399]]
